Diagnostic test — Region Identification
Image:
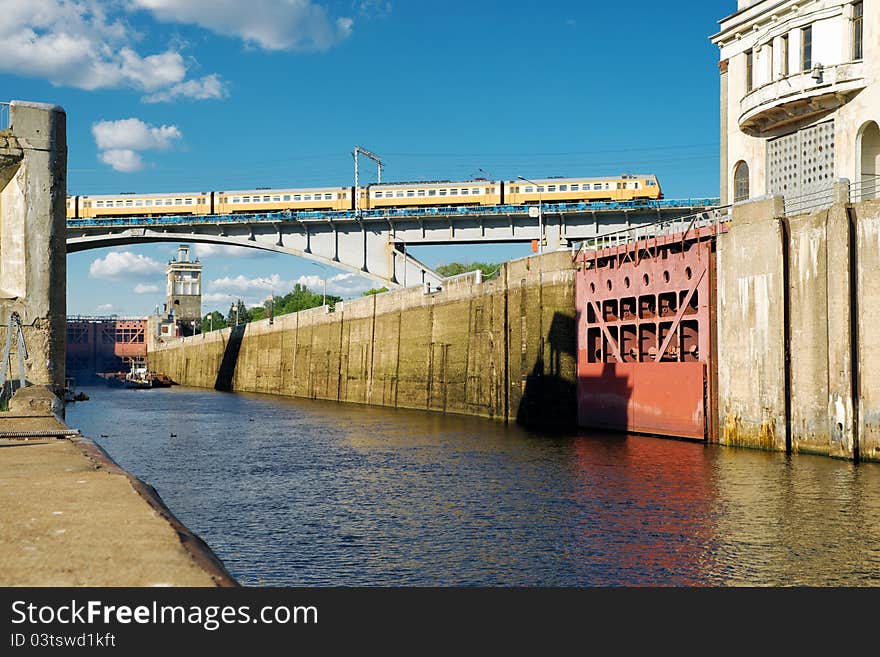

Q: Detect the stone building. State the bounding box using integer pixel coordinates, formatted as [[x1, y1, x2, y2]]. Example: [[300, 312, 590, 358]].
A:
[[712, 0, 878, 209], [165, 244, 202, 336]]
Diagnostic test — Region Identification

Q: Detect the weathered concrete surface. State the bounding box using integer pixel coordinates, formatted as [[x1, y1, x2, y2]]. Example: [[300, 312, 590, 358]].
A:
[[150, 251, 578, 427], [717, 196, 787, 451], [0, 101, 67, 391], [717, 186, 880, 461], [854, 200, 880, 462], [787, 210, 831, 456], [0, 387, 235, 586]]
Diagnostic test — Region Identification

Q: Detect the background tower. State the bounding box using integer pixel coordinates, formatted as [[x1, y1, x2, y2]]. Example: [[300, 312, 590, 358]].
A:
[[165, 244, 202, 336]]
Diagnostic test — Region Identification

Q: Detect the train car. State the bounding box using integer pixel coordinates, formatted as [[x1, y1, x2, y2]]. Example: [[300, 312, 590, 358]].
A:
[[362, 180, 501, 211], [66, 196, 77, 220], [77, 192, 212, 219], [503, 175, 661, 205], [214, 187, 352, 214]]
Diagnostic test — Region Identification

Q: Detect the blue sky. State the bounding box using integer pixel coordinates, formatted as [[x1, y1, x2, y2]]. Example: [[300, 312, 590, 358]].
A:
[[1, 1, 729, 316]]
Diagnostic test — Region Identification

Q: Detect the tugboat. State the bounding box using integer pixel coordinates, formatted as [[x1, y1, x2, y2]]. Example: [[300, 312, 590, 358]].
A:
[[124, 364, 152, 389], [123, 363, 175, 389]]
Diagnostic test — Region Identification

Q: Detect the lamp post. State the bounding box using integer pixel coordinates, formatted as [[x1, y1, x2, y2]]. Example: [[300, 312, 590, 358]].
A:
[[517, 175, 543, 255], [258, 277, 275, 324], [310, 263, 327, 307]]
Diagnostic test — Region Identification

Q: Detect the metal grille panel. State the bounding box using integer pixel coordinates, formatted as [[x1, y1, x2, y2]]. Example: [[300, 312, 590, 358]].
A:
[[768, 120, 835, 215]]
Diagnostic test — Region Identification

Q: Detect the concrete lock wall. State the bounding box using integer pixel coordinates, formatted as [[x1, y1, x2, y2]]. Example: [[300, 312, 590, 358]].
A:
[[149, 251, 578, 427], [717, 184, 880, 462], [0, 101, 67, 392]]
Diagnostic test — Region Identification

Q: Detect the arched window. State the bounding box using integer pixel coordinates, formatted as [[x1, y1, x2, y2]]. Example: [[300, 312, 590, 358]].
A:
[[857, 121, 880, 201], [734, 161, 750, 202]]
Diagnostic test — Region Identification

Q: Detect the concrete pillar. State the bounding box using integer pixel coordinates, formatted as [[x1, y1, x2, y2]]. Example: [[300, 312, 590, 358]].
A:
[[719, 59, 729, 205], [717, 195, 788, 451], [0, 101, 67, 392], [825, 196, 856, 459]]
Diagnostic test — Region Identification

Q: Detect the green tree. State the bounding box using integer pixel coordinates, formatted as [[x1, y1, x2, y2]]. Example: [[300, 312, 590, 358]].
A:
[[435, 261, 500, 279], [274, 283, 341, 315], [226, 299, 252, 326], [362, 286, 389, 296], [201, 310, 228, 333]]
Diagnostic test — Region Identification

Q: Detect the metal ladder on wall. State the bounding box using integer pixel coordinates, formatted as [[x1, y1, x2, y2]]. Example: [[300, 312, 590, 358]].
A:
[[0, 311, 28, 397]]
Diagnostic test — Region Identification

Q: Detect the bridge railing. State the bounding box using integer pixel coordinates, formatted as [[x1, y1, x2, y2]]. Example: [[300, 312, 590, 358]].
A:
[[66, 198, 721, 228], [571, 204, 732, 259], [0, 102, 9, 131]]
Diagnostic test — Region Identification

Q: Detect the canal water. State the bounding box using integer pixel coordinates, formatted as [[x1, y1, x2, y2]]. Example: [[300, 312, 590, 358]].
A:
[[66, 385, 880, 586]]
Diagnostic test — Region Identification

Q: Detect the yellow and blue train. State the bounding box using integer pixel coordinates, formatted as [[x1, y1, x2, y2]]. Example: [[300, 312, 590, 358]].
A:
[[66, 174, 661, 219]]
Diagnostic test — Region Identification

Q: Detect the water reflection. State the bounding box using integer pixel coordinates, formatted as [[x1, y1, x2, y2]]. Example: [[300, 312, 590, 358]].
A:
[[66, 386, 880, 586]]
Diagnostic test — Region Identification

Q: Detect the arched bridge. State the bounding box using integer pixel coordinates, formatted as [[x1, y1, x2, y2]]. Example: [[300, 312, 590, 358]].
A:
[[66, 199, 722, 287]]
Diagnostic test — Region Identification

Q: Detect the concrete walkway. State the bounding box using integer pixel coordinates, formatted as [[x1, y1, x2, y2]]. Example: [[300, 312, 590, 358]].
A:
[[0, 394, 235, 586]]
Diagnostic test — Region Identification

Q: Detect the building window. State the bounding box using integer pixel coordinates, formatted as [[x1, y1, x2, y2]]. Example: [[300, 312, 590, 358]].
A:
[[734, 161, 750, 202], [853, 2, 863, 60], [801, 26, 812, 71], [781, 34, 789, 76], [745, 49, 753, 91]]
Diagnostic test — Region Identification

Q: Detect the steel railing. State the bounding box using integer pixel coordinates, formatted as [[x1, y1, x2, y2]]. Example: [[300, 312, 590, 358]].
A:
[[571, 205, 731, 259], [66, 198, 721, 229], [850, 174, 880, 203], [783, 184, 836, 216]]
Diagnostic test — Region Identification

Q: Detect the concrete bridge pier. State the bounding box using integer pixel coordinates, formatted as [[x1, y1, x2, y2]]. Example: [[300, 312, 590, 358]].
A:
[[0, 101, 67, 394]]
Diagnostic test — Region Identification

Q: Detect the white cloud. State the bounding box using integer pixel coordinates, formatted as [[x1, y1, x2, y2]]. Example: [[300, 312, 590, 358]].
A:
[[359, 1, 392, 18], [0, 0, 225, 101], [98, 149, 144, 172], [96, 303, 115, 312], [131, 0, 354, 51], [134, 283, 161, 294], [203, 271, 374, 308], [89, 251, 165, 279], [193, 243, 271, 259], [295, 272, 373, 297], [203, 292, 237, 305], [92, 118, 182, 172], [93, 118, 182, 150], [143, 73, 229, 103]]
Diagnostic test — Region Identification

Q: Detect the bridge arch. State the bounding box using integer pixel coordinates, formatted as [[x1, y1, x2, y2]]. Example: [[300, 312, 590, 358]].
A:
[[66, 228, 439, 289]]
